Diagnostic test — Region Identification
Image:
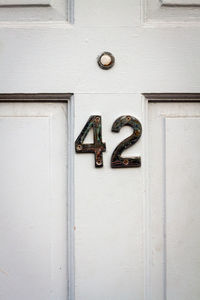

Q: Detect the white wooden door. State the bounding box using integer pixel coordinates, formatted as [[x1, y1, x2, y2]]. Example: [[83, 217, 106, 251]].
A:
[[0, 1, 200, 299]]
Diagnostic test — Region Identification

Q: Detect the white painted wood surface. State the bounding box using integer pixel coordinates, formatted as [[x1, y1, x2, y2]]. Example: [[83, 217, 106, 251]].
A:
[[0, 0, 200, 299], [74, 94, 143, 300], [0, 103, 68, 300], [148, 102, 200, 300]]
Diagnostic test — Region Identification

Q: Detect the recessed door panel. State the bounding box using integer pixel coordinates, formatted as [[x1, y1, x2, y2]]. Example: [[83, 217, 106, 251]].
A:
[[0, 103, 68, 300], [144, 0, 200, 23], [148, 102, 200, 300], [0, 0, 68, 22]]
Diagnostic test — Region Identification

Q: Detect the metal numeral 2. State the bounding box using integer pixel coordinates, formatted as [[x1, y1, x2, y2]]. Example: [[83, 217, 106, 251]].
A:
[[111, 115, 142, 168], [75, 115, 142, 168], [75, 115, 106, 168]]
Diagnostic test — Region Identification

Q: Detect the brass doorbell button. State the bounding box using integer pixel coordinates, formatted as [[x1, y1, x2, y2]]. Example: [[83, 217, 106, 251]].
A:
[[97, 52, 115, 70]]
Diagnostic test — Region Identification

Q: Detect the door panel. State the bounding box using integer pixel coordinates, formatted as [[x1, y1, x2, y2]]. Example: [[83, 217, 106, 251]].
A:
[[145, 0, 200, 23], [0, 103, 68, 300], [148, 102, 200, 300], [0, 0, 69, 22]]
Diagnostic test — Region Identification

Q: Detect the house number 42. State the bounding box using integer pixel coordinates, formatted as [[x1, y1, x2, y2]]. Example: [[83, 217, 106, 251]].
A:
[[75, 115, 142, 168]]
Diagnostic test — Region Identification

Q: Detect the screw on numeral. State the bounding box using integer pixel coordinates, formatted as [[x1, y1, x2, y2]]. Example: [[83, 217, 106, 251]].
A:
[[76, 144, 83, 151], [95, 116, 100, 122], [123, 159, 129, 166], [96, 160, 103, 166]]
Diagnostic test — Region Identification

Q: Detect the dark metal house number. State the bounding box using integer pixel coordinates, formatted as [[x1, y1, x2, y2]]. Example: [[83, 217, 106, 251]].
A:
[[111, 115, 142, 168], [75, 115, 142, 168], [75, 115, 106, 168]]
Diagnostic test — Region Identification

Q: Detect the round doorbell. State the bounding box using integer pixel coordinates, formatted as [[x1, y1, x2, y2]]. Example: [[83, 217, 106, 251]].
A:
[[97, 52, 115, 70]]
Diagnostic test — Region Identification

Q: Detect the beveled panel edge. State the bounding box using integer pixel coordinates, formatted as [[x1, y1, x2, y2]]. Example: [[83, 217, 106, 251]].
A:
[[161, 0, 200, 7], [161, 3, 200, 6], [0, 4, 50, 7], [0, 93, 73, 102], [0, 0, 50, 7], [143, 93, 200, 102]]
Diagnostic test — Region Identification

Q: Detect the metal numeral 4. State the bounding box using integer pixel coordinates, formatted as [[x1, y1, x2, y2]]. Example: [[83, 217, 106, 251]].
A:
[[75, 115, 106, 168]]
